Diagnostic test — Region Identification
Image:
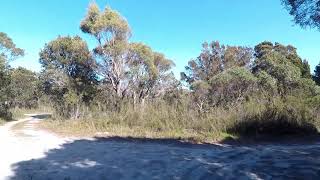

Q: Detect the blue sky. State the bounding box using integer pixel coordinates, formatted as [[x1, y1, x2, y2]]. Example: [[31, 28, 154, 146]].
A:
[[1, 0, 320, 76]]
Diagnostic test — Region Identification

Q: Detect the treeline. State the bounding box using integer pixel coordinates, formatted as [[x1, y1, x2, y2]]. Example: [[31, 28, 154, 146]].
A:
[[0, 32, 39, 119], [1, 3, 320, 138]]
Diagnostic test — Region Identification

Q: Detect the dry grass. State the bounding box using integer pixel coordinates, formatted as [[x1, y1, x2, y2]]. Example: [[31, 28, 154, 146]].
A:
[[39, 119, 235, 143], [38, 98, 319, 143], [38, 101, 238, 143]]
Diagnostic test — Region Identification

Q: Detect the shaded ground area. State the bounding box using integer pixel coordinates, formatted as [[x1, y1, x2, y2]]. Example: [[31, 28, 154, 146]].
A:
[[10, 136, 320, 180]]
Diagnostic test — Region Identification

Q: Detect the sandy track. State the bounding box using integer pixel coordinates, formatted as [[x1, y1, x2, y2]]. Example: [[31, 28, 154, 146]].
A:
[[0, 115, 68, 180], [1, 115, 320, 180]]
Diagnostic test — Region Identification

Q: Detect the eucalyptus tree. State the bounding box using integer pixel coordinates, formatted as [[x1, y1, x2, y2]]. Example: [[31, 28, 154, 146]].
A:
[[0, 58, 11, 118], [282, 0, 320, 29], [182, 41, 253, 83], [127, 43, 176, 106], [0, 32, 24, 119], [253, 41, 306, 69], [0, 32, 24, 62], [39, 36, 97, 119], [253, 42, 311, 78], [182, 41, 253, 110], [80, 3, 177, 109], [80, 3, 131, 99], [0, 32, 24, 91], [253, 42, 315, 97], [9, 67, 39, 108], [209, 67, 258, 106]]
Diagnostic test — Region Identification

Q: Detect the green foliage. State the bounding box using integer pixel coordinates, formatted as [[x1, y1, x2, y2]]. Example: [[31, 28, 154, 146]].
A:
[[81, 3, 132, 99], [302, 60, 312, 78], [294, 78, 318, 97], [253, 41, 312, 79], [209, 67, 257, 105], [0, 32, 24, 120], [180, 40, 318, 138], [0, 58, 11, 102], [182, 41, 253, 83], [39, 36, 97, 119], [80, 2, 177, 110], [43, 100, 235, 142], [182, 41, 254, 111], [80, 3, 131, 41], [0, 32, 24, 62], [190, 80, 210, 112], [282, 0, 320, 30], [8, 67, 39, 108], [254, 41, 274, 58], [252, 42, 315, 97], [313, 63, 320, 85], [256, 71, 278, 94], [227, 97, 317, 136], [0, 103, 12, 121], [127, 43, 176, 104]]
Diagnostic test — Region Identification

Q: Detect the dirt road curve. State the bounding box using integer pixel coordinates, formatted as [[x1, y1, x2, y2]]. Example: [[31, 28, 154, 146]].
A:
[[0, 115, 320, 180]]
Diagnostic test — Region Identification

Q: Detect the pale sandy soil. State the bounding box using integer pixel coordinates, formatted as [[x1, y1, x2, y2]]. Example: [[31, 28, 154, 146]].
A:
[[0, 114, 320, 180], [0, 114, 69, 180]]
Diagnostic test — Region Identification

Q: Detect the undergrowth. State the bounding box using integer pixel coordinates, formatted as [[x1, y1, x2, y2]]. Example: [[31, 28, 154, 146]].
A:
[[39, 97, 319, 143]]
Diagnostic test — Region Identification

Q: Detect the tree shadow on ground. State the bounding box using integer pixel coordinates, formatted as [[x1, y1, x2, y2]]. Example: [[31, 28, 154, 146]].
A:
[[10, 136, 320, 180], [220, 133, 320, 146], [223, 115, 320, 145], [29, 114, 52, 120]]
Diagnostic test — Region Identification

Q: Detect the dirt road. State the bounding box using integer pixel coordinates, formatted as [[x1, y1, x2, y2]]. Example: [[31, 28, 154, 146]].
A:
[[0, 115, 320, 180], [0, 114, 67, 180]]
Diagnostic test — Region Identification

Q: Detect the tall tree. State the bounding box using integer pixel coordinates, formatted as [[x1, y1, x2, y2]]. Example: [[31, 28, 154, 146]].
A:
[[39, 36, 97, 119], [182, 41, 254, 110], [127, 43, 175, 106], [253, 41, 311, 79], [0, 32, 24, 62], [1, 32, 25, 96], [80, 3, 131, 98], [253, 42, 315, 97], [182, 41, 253, 84], [0, 32, 24, 119], [9, 67, 39, 108], [282, 0, 320, 29], [80, 3, 177, 109]]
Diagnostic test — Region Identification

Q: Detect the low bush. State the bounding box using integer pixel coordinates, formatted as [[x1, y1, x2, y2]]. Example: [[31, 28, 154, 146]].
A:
[[41, 96, 320, 142], [0, 103, 12, 121], [226, 98, 318, 137], [41, 101, 235, 142]]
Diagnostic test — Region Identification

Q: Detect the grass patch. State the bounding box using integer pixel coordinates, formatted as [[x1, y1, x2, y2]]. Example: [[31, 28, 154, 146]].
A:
[[39, 119, 232, 143], [39, 98, 319, 144], [39, 102, 236, 143]]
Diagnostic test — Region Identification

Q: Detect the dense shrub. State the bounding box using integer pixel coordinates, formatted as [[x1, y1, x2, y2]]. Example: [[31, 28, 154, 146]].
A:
[[0, 103, 12, 120], [227, 98, 318, 137]]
